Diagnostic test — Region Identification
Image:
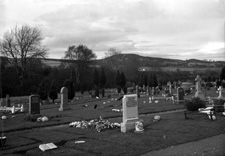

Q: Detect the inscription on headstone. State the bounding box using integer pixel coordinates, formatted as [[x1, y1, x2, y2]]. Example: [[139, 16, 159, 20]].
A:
[[29, 94, 40, 114]]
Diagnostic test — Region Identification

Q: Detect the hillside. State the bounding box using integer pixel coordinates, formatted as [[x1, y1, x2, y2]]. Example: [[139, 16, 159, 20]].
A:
[[41, 53, 225, 71], [1, 54, 224, 73]]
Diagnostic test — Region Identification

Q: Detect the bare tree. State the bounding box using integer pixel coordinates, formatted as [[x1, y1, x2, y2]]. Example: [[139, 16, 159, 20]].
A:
[[104, 47, 122, 58], [0, 25, 47, 86], [64, 44, 96, 84]]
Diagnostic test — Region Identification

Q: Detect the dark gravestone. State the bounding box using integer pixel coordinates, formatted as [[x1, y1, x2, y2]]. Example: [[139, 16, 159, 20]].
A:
[[6, 94, 11, 107], [177, 87, 184, 104], [29, 94, 40, 114], [136, 85, 140, 98]]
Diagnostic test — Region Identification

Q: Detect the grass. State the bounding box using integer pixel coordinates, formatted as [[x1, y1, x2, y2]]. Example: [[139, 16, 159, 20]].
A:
[[2, 112, 225, 156], [2, 92, 186, 132], [0, 88, 224, 156]]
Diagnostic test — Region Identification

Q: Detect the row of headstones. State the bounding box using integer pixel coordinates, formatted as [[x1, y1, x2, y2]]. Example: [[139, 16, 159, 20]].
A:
[[28, 87, 69, 114], [121, 84, 225, 133], [0, 94, 11, 107]]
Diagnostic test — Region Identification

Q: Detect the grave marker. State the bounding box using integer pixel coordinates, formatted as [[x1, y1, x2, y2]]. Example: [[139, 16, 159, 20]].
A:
[[121, 94, 139, 133], [6, 94, 10, 107], [169, 84, 172, 94], [59, 87, 70, 111], [136, 85, 140, 98], [0, 98, 6, 107], [177, 87, 184, 104], [194, 75, 205, 100], [29, 94, 40, 114], [218, 86, 224, 99]]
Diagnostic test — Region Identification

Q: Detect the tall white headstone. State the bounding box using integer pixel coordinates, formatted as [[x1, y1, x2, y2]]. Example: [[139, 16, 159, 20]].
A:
[[194, 75, 205, 100], [121, 94, 139, 133], [217, 86, 224, 99], [59, 87, 70, 111]]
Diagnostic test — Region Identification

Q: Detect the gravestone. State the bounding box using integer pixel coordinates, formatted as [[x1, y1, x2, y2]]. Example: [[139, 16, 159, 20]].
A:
[[218, 86, 224, 99], [143, 85, 146, 92], [6, 94, 10, 107], [59, 87, 70, 111], [29, 94, 40, 114], [147, 86, 150, 96], [177, 87, 184, 104], [0, 98, 6, 107], [136, 85, 140, 98], [194, 75, 205, 100], [169, 84, 172, 94], [167, 81, 171, 87], [121, 94, 139, 133]]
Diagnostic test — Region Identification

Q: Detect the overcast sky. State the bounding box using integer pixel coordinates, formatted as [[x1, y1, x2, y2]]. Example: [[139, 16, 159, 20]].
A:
[[0, 0, 225, 61]]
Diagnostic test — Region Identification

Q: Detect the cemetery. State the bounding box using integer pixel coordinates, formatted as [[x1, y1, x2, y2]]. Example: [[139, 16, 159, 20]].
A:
[[0, 24, 225, 154], [1, 76, 225, 155]]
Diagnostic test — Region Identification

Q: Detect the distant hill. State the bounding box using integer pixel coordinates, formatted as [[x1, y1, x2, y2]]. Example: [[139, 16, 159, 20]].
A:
[[2, 54, 224, 73], [41, 53, 224, 73]]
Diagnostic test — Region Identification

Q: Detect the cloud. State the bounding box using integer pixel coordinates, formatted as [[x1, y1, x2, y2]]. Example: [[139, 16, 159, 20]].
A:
[[1, 0, 224, 61]]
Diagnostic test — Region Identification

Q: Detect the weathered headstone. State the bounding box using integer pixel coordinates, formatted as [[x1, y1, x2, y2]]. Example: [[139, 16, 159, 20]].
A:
[[194, 75, 205, 100], [29, 94, 40, 114], [121, 94, 139, 133], [167, 81, 171, 87], [147, 86, 150, 96], [169, 84, 172, 94], [59, 87, 70, 111], [177, 87, 184, 104], [143, 85, 146, 92], [0, 98, 6, 107], [136, 85, 140, 98], [218, 86, 224, 99], [6, 94, 10, 107]]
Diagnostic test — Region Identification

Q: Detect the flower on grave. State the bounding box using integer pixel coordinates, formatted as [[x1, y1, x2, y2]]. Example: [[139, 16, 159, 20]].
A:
[[153, 115, 161, 121], [41, 116, 49, 122], [69, 117, 120, 132]]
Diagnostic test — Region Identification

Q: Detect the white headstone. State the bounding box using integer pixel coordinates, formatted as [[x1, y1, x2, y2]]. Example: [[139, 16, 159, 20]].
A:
[[59, 87, 70, 111], [195, 75, 201, 91], [194, 75, 205, 100], [218, 86, 224, 99], [169, 84, 172, 94], [121, 94, 139, 132]]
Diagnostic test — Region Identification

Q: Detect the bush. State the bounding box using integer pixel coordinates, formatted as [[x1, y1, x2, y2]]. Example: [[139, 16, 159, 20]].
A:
[[48, 80, 58, 103], [214, 99, 225, 112], [185, 97, 206, 111]]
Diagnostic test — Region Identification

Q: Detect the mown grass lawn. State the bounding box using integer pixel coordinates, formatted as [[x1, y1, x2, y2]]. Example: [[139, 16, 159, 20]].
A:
[[2, 111, 225, 156], [0, 88, 224, 156]]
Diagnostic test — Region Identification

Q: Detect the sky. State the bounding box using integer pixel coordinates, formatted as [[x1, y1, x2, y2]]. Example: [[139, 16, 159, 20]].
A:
[[0, 0, 225, 61]]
